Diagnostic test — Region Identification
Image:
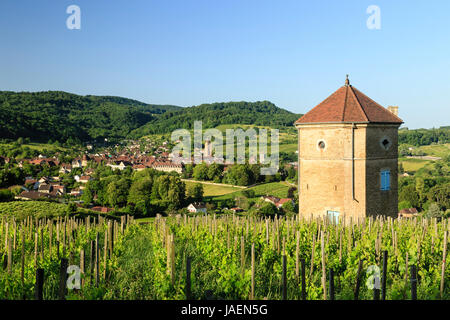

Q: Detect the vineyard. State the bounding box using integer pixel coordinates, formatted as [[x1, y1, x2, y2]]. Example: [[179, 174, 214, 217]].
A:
[[0, 213, 449, 300]]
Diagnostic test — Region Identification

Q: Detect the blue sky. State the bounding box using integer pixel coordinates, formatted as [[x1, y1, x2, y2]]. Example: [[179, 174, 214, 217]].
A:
[[0, 0, 449, 129]]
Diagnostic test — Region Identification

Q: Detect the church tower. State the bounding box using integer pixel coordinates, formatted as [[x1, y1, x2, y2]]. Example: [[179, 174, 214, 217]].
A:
[[295, 76, 403, 220]]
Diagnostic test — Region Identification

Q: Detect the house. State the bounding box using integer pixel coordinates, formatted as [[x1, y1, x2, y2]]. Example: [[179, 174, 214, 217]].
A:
[[24, 177, 37, 188], [38, 177, 50, 184], [38, 184, 52, 194], [51, 185, 66, 195], [0, 156, 11, 165], [81, 154, 90, 167], [275, 198, 295, 209], [8, 185, 28, 193], [151, 161, 183, 174], [132, 164, 148, 171], [84, 168, 95, 175], [90, 206, 114, 213], [72, 158, 82, 168], [261, 195, 280, 205], [187, 202, 207, 214], [59, 164, 72, 174], [15, 191, 56, 201], [70, 188, 82, 197], [79, 176, 92, 184], [230, 207, 244, 213], [107, 160, 131, 171], [29, 158, 57, 167], [398, 208, 419, 218]]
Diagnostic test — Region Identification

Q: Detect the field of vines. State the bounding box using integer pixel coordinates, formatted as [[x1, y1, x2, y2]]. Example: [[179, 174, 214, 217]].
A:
[[0, 213, 449, 300]]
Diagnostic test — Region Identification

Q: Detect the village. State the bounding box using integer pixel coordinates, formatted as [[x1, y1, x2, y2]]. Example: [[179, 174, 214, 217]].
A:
[[1, 136, 296, 217]]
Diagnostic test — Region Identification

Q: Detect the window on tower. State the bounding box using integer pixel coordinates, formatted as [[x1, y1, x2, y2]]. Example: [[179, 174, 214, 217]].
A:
[[379, 136, 392, 150], [380, 170, 391, 190]]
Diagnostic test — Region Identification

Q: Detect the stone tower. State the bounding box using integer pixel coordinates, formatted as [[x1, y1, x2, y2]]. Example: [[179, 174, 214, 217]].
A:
[[295, 76, 403, 220]]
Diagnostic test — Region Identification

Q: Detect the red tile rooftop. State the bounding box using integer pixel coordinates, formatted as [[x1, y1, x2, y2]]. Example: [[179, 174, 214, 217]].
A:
[[295, 76, 403, 125]]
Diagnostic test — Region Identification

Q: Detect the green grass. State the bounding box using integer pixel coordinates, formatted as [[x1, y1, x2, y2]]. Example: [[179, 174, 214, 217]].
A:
[[214, 124, 272, 132], [279, 143, 297, 153], [416, 143, 450, 158], [210, 181, 292, 202], [1, 142, 68, 152], [135, 217, 156, 223], [185, 181, 242, 196], [399, 158, 432, 172], [0, 201, 68, 219]]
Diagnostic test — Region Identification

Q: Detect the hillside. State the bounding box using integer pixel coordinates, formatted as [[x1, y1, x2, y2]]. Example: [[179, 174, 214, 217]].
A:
[[0, 91, 302, 143], [130, 101, 302, 137], [0, 91, 180, 143]]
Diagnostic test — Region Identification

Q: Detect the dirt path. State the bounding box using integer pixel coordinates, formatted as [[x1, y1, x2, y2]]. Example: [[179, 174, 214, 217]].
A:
[[406, 155, 442, 161], [181, 179, 248, 189]]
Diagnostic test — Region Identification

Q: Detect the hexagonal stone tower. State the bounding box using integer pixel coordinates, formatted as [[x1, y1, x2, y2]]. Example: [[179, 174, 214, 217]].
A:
[[295, 76, 403, 220]]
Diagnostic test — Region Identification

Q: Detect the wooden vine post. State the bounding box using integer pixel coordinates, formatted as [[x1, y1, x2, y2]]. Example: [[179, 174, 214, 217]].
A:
[[80, 249, 85, 288], [103, 229, 108, 280], [321, 231, 326, 300], [282, 254, 287, 300], [7, 237, 12, 274], [250, 243, 255, 300], [329, 268, 335, 300], [240, 235, 245, 277], [300, 258, 306, 300], [59, 258, 68, 300], [440, 231, 448, 299], [354, 259, 364, 300], [35, 268, 44, 300], [410, 265, 417, 300], [381, 250, 388, 300], [95, 233, 99, 287]]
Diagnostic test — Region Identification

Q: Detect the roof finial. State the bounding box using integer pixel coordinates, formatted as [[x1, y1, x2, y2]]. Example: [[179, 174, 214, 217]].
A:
[[345, 74, 350, 86]]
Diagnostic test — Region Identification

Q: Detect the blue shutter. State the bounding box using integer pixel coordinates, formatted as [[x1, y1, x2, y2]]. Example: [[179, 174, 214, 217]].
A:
[[380, 170, 390, 190], [385, 170, 391, 190]]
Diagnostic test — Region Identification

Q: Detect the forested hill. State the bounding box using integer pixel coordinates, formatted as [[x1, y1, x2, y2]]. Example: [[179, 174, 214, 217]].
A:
[[129, 101, 302, 137], [0, 91, 180, 143], [0, 91, 301, 143]]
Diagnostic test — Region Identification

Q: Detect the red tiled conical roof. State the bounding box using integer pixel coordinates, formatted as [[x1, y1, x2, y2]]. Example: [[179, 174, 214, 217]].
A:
[[295, 79, 403, 124]]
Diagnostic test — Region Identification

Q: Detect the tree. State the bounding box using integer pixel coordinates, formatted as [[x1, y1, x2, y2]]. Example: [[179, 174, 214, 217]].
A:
[[415, 178, 426, 207], [66, 202, 77, 215], [235, 196, 250, 210], [282, 200, 295, 214], [183, 164, 194, 179], [427, 183, 450, 211], [286, 166, 296, 180], [0, 189, 13, 202], [257, 202, 278, 217], [80, 183, 94, 205], [399, 184, 419, 209], [207, 163, 222, 182], [287, 187, 297, 198], [128, 178, 153, 206], [398, 200, 413, 211], [426, 203, 442, 218], [107, 178, 130, 208], [193, 163, 209, 180], [241, 189, 255, 198], [187, 183, 204, 202]]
